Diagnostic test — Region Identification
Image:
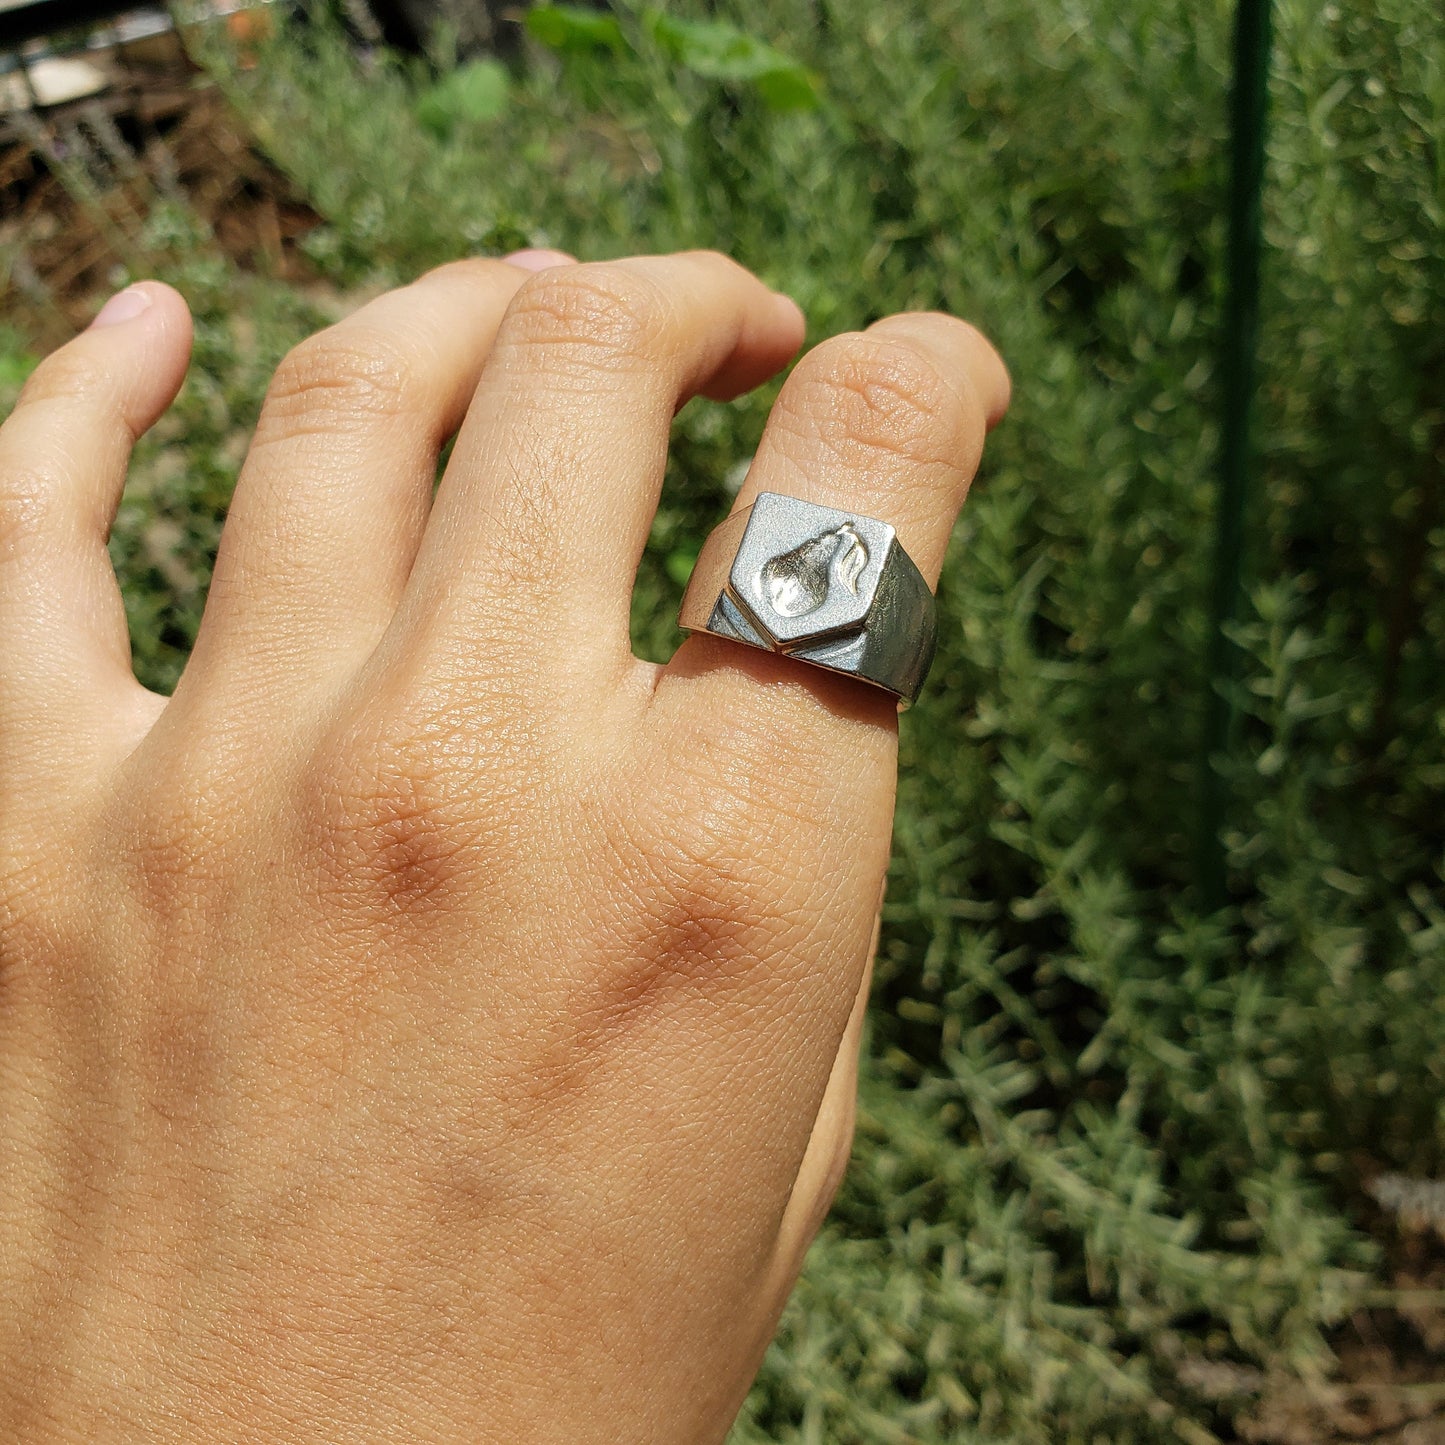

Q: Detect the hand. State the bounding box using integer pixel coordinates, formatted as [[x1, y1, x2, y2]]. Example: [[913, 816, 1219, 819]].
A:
[[0, 250, 1007, 1443]]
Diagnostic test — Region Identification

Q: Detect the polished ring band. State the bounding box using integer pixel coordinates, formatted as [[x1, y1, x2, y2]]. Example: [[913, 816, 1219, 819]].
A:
[[678, 492, 937, 706]]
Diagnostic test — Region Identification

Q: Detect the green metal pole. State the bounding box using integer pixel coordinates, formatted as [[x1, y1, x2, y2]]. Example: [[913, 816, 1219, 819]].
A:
[[1197, 0, 1273, 910]]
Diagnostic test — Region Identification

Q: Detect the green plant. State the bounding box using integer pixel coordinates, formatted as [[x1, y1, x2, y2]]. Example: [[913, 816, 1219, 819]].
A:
[[4, 0, 1440, 1435]]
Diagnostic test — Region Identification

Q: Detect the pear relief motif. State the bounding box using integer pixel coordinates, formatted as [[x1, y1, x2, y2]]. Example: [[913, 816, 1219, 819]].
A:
[[762, 522, 869, 619]]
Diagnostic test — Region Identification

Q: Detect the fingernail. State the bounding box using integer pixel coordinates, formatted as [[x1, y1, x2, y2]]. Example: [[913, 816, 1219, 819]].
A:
[[90, 286, 154, 329], [502, 248, 577, 272]]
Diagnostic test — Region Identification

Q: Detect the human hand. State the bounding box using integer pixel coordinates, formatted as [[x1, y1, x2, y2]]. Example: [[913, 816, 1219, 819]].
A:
[[0, 250, 1007, 1443]]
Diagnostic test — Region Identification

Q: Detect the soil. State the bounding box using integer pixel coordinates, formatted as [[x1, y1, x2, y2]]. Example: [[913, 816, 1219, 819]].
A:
[[1, 10, 320, 344], [1233, 1217, 1445, 1445]]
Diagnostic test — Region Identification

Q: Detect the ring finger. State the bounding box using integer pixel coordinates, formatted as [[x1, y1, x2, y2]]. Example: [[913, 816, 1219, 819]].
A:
[[630, 311, 1009, 1130], [653, 311, 1010, 733]]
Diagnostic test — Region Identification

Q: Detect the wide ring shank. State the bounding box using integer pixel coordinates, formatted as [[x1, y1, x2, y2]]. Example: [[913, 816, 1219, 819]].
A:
[[677, 492, 937, 705]]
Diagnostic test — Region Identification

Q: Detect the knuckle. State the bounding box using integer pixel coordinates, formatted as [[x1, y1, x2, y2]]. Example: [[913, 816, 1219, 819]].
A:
[[785, 331, 979, 471], [111, 763, 232, 919], [0, 353, 129, 550], [676, 247, 752, 283], [260, 327, 419, 439], [586, 783, 795, 1023], [416, 255, 524, 291], [12, 346, 114, 415], [0, 463, 58, 551], [527, 811, 785, 1101], [635, 855, 765, 980], [299, 728, 493, 922], [503, 265, 669, 364]]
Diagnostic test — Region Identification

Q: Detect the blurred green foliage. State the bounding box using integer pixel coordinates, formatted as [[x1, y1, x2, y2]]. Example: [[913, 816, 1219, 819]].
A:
[[415, 57, 511, 137], [3, 0, 1443, 1436]]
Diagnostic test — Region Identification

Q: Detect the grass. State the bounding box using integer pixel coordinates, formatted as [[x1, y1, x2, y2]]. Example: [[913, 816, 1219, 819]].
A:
[[3, 0, 1444, 1437]]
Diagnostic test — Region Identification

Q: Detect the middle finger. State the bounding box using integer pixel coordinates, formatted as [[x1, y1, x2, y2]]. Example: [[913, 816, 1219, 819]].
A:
[[385, 252, 804, 699]]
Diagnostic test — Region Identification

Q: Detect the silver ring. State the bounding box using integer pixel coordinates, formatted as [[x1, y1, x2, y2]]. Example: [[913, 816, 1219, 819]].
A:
[[677, 492, 936, 706]]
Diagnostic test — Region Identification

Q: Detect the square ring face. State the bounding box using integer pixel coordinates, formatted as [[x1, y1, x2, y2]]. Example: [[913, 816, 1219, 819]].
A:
[[726, 492, 896, 648]]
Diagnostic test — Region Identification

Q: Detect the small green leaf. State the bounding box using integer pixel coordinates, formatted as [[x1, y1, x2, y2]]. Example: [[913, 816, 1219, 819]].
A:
[[665, 548, 698, 587], [1257, 743, 1286, 777], [416, 58, 510, 138], [645, 13, 772, 78], [753, 65, 821, 112], [525, 5, 624, 54], [644, 12, 821, 110]]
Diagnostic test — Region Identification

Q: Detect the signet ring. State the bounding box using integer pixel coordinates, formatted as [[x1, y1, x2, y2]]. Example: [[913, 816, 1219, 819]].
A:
[[677, 492, 937, 706]]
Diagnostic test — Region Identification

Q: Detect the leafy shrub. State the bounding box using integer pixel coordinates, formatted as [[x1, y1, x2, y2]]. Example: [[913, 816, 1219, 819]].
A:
[[4, 0, 1441, 1436]]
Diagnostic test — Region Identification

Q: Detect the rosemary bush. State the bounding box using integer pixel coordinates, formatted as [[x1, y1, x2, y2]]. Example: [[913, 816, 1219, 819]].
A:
[[4, 0, 1442, 1436]]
